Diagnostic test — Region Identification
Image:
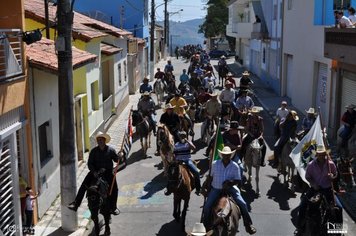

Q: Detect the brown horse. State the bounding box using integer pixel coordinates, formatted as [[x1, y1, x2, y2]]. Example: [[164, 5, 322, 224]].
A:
[[166, 162, 195, 231], [179, 115, 194, 141], [157, 125, 174, 176], [211, 196, 241, 236]]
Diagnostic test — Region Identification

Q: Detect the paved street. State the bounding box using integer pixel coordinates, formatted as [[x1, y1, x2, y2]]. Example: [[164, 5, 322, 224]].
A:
[[105, 58, 356, 236]]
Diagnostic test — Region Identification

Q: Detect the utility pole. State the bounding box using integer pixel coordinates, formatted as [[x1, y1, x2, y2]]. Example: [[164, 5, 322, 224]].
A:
[[150, 0, 155, 80], [57, 0, 78, 231], [44, 0, 50, 39], [120, 6, 124, 29], [164, 0, 168, 59]]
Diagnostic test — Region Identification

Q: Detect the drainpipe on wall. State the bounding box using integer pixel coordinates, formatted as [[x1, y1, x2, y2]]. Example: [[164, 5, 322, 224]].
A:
[[279, 0, 285, 96]]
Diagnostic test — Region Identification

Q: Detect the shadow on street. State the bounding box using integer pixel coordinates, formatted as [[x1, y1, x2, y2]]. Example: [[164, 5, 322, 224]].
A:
[[241, 184, 259, 211], [156, 220, 187, 236], [140, 172, 166, 200], [266, 175, 297, 211], [126, 149, 152, 166]]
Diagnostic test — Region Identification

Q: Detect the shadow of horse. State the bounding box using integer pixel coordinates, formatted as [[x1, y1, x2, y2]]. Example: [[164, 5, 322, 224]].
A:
[[140, 172, 166, 200], [240, 184, 259, 211], [195, 158, 209, 177], [156, 220, 187, 236], [266, 175, 297, 211], [126, 149, 152, 166]]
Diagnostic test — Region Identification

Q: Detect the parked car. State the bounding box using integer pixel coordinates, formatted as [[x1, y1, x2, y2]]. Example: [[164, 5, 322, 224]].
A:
[[209, 49, 228, 59]]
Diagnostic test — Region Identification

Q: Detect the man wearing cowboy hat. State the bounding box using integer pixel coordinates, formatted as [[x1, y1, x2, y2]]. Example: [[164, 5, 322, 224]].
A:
[[302, 107, 317, 134], [204, 62, 216, 78], [202, 146, 257, 235], [160, 104, 181, 143], [203, 93, 221, 132], [234, 89, 254, 111], [164, 131, 201, 196], [225, 72, 237, 88], [239, 71, 253, 90], [217, 55, 228, 85], [220, 81, 235, 124], [340, 104, 356, 147], [241, 107, 267, 166], [295, 144, 342, 235], [68, 132, 121, 215], [169, 93, 194, 136], [273, 110, 298, 168], [138, 91, 157, 135], [274, 101, 289, 139], [139, 77, 153, 94], [202, 71, 216, 91], [223, 121, 243, 162]]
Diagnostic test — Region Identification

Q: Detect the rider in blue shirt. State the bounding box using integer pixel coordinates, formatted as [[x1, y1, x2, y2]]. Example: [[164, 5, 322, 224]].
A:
[[179, 69, 190, 83], [139, 77, 153, 94]]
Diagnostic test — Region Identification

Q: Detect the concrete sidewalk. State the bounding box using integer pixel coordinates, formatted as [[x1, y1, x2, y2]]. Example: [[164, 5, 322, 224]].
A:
[[34, 59, 171, 236], [227, 60, 356, 223]]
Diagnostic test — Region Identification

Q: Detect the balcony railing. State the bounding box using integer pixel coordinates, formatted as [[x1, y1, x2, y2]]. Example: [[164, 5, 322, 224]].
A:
[[0, 29, 24, 82], [324, 27, 356, 65]]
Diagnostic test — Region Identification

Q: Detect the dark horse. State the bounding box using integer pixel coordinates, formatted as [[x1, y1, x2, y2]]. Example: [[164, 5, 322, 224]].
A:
[[211, 194, 241, 236], [87, 176, 111, 236], [131, 110, 153, 156], [166, 162, 195, 231]]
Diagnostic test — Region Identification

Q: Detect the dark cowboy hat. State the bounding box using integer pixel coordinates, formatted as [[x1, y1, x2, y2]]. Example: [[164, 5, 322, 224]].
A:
[[230, 121, 244, 130]]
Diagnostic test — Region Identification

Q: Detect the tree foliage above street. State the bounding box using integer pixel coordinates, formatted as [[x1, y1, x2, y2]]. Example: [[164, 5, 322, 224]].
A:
[[199, 0, 229, 38]]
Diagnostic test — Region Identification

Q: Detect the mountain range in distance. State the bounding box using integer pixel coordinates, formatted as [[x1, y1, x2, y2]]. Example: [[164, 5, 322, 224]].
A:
[[157, 18, 205, 48]]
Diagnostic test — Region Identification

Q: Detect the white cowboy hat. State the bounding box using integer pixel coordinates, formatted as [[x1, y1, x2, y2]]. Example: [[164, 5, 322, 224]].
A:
[[191, 223, 207, 236], [250, 106, 263, 113], [290, 110, 299, 121], [345, 104, 356, 109], [210, 92, 218, 97], [218, 146, 236, 156], [242, 70, 250, 76], [96, 131, 111, 143], [227, 72, 233, 77], [165, 104, 175, 110], [305, 107, 317, 114], [281, 101, 287, 105], [220, 55, 226, 59]]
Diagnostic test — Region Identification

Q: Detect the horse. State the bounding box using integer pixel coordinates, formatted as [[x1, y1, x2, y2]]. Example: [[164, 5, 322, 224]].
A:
[[166, 162, 195, 231], [337, 157, 355, 191], [218, 65, 228, 85], [278, 138, 299, 191], [87, 176, 111, 236], [157, 125, 174, 176], [336, 125, 356, 158], [244, 139, 262, 196], [211, 195, 241, 236], [201, 115, 217, 145], [131, 110, 153, 156], [179, 115, 194, 141], [154, 79, 165, 107]]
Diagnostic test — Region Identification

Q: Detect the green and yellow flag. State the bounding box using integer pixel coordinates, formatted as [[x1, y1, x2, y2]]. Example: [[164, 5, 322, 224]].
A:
[[213, 126, 224, 160]]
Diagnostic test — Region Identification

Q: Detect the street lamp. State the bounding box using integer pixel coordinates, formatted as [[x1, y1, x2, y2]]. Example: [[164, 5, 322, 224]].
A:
[[167, 9, 183, 49], [170, 34, 180, 57]]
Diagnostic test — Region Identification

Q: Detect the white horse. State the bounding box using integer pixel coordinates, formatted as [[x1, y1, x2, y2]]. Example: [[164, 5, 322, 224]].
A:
[[154, 79, 165, 106], [278, 138, 299, 191], [244, 139, 261, 196]]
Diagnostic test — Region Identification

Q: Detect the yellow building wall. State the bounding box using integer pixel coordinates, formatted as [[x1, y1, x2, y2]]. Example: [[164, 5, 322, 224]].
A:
[[73, 67, 87, 95]]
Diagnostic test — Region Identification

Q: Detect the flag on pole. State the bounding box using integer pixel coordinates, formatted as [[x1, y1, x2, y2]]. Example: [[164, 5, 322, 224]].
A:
[[127, 115, 133, 145], [213, 126, 224, 160], [290, 115, 324, 185]]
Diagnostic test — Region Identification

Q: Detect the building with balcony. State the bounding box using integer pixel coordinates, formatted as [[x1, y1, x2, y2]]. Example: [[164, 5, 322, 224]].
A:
[[0, 1, 33, 235]]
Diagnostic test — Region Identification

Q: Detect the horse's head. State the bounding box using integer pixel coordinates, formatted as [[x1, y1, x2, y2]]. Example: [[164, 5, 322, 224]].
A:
[[131, 110, 143, 126], [87, 177, 109, 211], [166, 162, 182, 192], [157, 125, 168, 146], [212, 196, 237, 236]]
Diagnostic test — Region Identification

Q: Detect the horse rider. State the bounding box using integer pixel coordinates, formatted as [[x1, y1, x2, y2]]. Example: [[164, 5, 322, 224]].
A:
[[223, 121, 243, 164], [139, 77, 153, 94], [68, 132, 121, 215], [220, 81, 235, 124], [189, 72, 202, 93], [240, 107, 267, 166], [340, 104, 356, 148], [138, 91, 157, 135], [194, 64, 205, 79], [202, 71, 215, 92], [233, 89, 254, 122], [217, 55, 227, 85], [225, 72, 237, 88], [302, 107, 317, 134], [155, 68, 166, 86], [164, 59, 174, 75], [180, 69, 190, 84], [159, 104, 181, 143], [170, 93, 194, 136], [294, 145, 342, 236], [203, 93, 221, 133], [274, 101, 289, 139], [164, 131, 201, 196], [202, 146, 257, 235], [239, 70, 253, 91], [273, 110, 298, 168], [204, 62, 216, 78]]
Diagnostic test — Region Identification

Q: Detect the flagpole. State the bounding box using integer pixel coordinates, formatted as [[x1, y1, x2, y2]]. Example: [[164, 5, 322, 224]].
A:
[[318, 107, 337, 206], [109, 108, 133, 196]]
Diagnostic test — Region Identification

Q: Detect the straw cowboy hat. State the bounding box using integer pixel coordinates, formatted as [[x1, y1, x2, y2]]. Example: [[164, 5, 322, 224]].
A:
[[345, 104, 356, 109], [96, 131, 111, 143], [242, 70, 250, 76], [165, 104, 175, 110], [312, 144, 330, 155], [227, 72, 233, 77], [143, 91, 151, 96], [305, 107, 317, 114], [191, 223, 207, 236], [210, 92, 218, 97], [250, 106, 263, 114], [218, 146, 236, 157], [290, 110, 299, 121], [178, 131, 187, 138]]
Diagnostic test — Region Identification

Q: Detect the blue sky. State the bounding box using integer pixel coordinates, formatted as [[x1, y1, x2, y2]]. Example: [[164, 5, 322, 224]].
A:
[[155, 0, 206, 22]]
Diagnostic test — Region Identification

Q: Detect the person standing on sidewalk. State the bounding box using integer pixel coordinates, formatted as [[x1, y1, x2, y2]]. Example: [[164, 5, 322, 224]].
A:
[[24, 187, 39, 235], [68, 132, 121, 215]]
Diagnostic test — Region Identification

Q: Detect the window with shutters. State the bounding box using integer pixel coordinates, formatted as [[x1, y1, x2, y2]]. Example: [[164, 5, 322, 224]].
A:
[[0, 139, 16, 236], [39, 121, 53, 167]]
